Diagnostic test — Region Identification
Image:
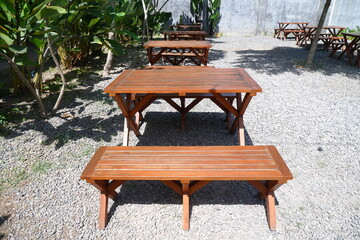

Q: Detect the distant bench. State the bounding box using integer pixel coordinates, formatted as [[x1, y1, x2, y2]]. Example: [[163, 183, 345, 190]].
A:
[[80, 145, 293, 231]]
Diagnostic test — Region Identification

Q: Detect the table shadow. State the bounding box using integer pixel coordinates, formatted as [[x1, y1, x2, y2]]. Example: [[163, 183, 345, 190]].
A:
[[135, 111, 253, 146]]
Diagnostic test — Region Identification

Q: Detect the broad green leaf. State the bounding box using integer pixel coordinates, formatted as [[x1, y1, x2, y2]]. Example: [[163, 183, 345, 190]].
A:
[[14, 54, 37, 66], [106, 39, 123, 56], [35, 6, 66, 19], [91, 36, 102, 45], [0, 0, 15, 17], [117, 30, 139, 40], [30, 38, 45, 49], [88, 18, 100, 29], [0, 32, 13, 46], [28, 0, 51, 18], [9, 45, 27, 54], [116, 12, 126, 18]]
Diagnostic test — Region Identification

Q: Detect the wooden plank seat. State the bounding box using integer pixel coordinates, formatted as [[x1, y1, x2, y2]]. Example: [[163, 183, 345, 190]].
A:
[[80, 145, 293, 231], [152, 50, 205, 66]]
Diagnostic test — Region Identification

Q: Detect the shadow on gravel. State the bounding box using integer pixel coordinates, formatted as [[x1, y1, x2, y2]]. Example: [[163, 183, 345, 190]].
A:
[[0, 215, 10, 239], [135, 112, 253, 146], [233, 47, 360, 78], [209, 49, 226, 64], [107, 180, 279, 224]]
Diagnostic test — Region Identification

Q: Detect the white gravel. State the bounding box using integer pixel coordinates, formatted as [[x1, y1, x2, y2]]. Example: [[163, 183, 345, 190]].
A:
[[1, 36, 359, 239]]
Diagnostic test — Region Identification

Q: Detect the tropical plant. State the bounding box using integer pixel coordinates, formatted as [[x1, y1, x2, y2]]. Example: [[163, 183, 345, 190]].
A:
[[208, 0, 221, 36], [190, 0, 203, 23], [0, 0, 67, 116]]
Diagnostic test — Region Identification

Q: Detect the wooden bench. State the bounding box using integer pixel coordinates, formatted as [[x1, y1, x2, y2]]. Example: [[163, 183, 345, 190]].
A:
[[80, 146, 293, 231]]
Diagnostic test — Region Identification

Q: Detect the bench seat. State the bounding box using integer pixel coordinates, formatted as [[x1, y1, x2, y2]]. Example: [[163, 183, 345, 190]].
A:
[[81, 145, 293, 230]]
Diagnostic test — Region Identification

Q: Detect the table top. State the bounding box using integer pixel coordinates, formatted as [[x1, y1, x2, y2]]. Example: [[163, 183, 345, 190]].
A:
[[279, 22, 309, 24], [170, 24, 201, 27], [163, 30, 207, 36], [342, 32, 360, 37], [104, 68, 262, 96], [143, 40, 212, 48], [305, 25, 344, 29]]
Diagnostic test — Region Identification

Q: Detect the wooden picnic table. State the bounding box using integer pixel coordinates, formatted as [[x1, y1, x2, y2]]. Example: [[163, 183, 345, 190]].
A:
[[170, 24, 202, 31], [104, 67, 262, 146], [274, 22, 309, 41], [299, 25, 345, 48], [163, 30, 207, 41], [331, 32, 360, 67], [143, 40, 212, 66]]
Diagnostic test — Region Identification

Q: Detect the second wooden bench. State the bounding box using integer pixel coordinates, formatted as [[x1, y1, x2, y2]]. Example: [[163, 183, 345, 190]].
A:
[[80, 145, 293, 231]]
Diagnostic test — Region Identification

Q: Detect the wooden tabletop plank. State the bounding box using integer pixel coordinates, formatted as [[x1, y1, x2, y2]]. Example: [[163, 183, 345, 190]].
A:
[[104, 68, 262, 95], [143, 40, 212, 48]]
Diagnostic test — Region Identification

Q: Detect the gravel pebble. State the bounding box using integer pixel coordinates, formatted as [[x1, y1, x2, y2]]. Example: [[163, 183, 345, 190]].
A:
[[1, 36, 359, 239]]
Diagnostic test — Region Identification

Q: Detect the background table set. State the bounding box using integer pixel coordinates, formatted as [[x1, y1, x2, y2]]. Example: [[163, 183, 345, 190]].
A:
[[274, 21, 359, 68]]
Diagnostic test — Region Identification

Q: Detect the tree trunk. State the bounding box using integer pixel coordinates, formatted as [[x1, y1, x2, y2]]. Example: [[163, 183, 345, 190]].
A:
[[0, 51, 47, 118], [305, 0, 332, 67], [47, 35, 67, 115], [103, 0, 116, 76], [141, 0, 150, 42]]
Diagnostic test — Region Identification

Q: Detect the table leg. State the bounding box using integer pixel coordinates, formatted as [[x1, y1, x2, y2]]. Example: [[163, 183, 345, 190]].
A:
[[123, 118, 129, 146], [235, 93, 246, 146]]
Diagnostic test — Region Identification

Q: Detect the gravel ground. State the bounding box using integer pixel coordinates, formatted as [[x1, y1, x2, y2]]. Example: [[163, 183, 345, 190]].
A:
[[1, 35, 359, 239]]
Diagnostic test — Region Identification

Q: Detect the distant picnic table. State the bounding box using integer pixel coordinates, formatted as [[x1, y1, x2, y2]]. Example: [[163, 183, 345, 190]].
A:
[[300, 25, 345, 49], [274, 22, 309, 42], [163, 30, 207, 41], [170, 24, 202, 31], [330, 32, 360, 67], [143, 40, 212, 66]]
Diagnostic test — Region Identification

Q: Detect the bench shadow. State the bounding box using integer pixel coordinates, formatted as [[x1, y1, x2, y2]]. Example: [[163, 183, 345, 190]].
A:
[[233, 47, 360, 77], [107, 180, 279, 225], [135, 111, 253, 146]]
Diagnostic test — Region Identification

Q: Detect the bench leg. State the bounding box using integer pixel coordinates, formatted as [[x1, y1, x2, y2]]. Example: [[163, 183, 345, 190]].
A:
[[99, 192, 109, 229], [247, 180, 284, 230], [266, 191, 276, 231], [182, 180, 190, 230]]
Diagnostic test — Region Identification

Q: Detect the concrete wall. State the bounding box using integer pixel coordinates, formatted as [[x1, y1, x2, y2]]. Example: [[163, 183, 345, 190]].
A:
[[160, 0, 360, 35]]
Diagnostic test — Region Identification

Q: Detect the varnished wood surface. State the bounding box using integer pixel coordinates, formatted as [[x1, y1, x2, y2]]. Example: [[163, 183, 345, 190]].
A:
[[163, 30, 207, 36], [104, 68, 262, 95], [143, 66, 215, 70], [278, 22, 309, 25], [143, 40, 212, 48], [80, 146, 293, 181], [343, 32, 360, 38]]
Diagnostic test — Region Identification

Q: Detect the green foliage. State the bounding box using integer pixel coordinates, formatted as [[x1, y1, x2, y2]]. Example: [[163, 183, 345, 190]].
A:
[[0, 107, 23, 125], [32, 162, 52, 173], [339, 26, 360, 40], [190, 0, 203, 22], [208, 0, 221, 36]]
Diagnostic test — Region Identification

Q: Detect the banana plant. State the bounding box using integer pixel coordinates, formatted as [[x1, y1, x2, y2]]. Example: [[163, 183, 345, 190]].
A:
[[208, 0, 221, 36], [0, 0, 66, 117], [190, 0, 203, 23]]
